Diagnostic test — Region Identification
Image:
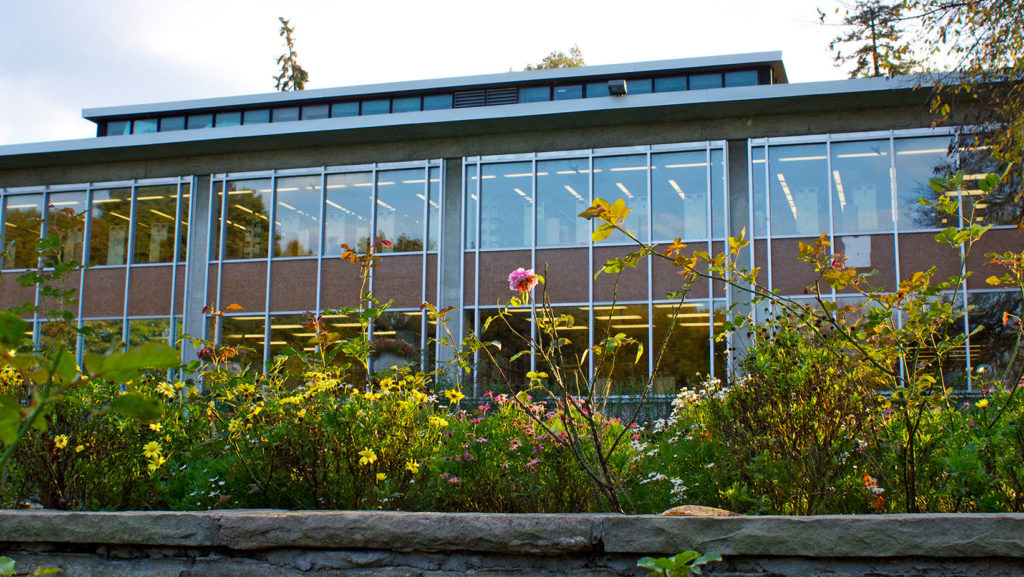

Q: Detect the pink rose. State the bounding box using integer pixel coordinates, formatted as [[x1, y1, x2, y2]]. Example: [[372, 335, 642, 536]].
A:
[[508, 268, 540, 293]]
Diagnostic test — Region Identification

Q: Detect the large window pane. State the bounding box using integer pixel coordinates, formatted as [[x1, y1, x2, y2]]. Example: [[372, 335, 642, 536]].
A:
[[968, 291, 1023, 388], [82, 319, 123, 356], [129, 317, 171, 347], [594, 155, 649, 243], [178, 182, 191, 261], [274, 175, 321, 257], [428, 167, 441, 251], [711, 149, 726, 239], [831, 139, 893, 234], [219, 315, 266, 369], [376, 168, 426, 252], [895, 136, 954, 230], [224, 179, 272, 260], [751, 146, 767, 237], [46, 191, 87, 266], [324, 172, 372, 255], [535, 305, 590, 389], [133, 185, 179, 263], [268, 314, 312, 359], [477, 307, 531, 394], [89, 188, 132, 266], [958, 147, 1019, 226], [652, 150, 708, 242], [652, 302, 711, 393], [479, 162, 532, 249], [3, 194, 43, 269], [537, 158, 589, 247], [768, 144, 828, 236], [465, 164, 478, 250], [594, 304, 649, 395], [372, 310, 422, 371], [210, 181, 223, 260]]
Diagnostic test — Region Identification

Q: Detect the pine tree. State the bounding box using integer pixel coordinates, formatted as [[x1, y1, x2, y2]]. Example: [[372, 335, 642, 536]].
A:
[[274, 17, 309, 91], [825, 0, 920, 78]]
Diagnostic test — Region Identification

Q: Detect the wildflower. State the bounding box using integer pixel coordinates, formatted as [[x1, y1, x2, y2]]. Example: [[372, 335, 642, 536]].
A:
[[358, 448, 377, 466], [147, 453, 167, 473], [444, 388, 465, 404], [142, 441, 162, 459], [428, 416, 449, 428], [447, 476, 461, 484], [975, 399, 989, 409], [54, 435, 69, 450], [507, 267, 540, 293], [405, 460, 421, 474], [149, 423, 163, 432], [75, 445, 85, 453], [155, 382, 176, 399], [376, 473, 387, 481]]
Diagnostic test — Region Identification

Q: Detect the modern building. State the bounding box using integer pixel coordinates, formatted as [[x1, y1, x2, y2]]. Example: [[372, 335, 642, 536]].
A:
[[0, 51, 1018, 394]]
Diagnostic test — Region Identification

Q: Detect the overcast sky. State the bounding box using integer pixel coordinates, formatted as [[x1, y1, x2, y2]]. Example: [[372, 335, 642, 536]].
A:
[[0, 0, 851, 145]]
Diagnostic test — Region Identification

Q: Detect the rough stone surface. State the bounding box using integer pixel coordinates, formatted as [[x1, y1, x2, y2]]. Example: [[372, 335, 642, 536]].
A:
[[2, 511, 1024, 576], [602, 513, 1024, 557], [212, 510, 596, 554]]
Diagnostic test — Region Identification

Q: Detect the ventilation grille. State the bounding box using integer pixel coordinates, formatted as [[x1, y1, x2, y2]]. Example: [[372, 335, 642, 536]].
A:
[[453, 87, 520, 108]]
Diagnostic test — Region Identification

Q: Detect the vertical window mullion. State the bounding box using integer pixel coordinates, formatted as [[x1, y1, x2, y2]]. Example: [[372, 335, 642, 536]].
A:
[[263, 173, 278, 368]]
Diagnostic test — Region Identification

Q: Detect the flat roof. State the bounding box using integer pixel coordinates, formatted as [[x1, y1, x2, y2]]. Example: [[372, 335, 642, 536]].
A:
[[82, 51, 788, 121]]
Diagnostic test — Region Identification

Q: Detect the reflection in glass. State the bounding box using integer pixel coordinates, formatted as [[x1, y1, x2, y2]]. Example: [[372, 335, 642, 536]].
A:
[[372, 310, 422, 371], [535, 306, 590, 392], [594, 304, 649, 395], [133, 185, 179, 263], [243, 109, 270, 124], [537, 158, 589, 247], [968, 291, 1023, 389], [712, 300, 728, 381], [594, 155, 648, 243], [464, 164, 478, 250], [751, 146, 767, 237], [477, 306, 531, 394], [215, 111, 241, 127], [133, 119, 157, 134], [324, 172, 372, 255], [219, 315, 266, 370], [178, 183, 191, 261], [652, 150, 708, 242], [652, 302, 711, 393], [274, 175, 321, 257], [321, 311, 367, 382], [46, 191, 87, 266], [187, 114, 213, 129], [428, 167, 441, 251], [895, 136, 953, 230], [89, 188, 132, 266], [376, 168, 426, 252], [82, 319, 123, 356], [710, 149, 726, 239], [160, 116, 185, 131], [210, 181, 223, 260], [479, 162, 532, 249], [129, 318, 171, 348], [224, 179, 272, 260], [958, 148, 1020, 226], [423, 94, 453, 110], [832, 139, 893, 234], [768, 144, 828, 236], [268, 314, 313, 359], [3, 194, 43, 269], [107, 121, 130, 136], [553, 85, 582, 100]]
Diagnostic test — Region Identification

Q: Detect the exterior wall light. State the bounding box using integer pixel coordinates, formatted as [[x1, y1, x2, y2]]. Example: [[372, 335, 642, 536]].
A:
[[608, 79, 627, 96]]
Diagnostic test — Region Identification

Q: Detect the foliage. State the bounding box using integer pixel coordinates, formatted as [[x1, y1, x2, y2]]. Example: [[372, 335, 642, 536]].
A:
[[638, 551, 721, 576], [823, 0, 922, 77], [274, 17, 309, 91], [524, 45, 584, 70]]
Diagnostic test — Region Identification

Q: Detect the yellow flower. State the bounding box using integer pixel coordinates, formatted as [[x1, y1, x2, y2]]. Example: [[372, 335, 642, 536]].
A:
[[54, 435, 69, 450], [147, 453, 167, 473], [358, 448, 377, 466], [149, 423, 163, 432], [173, 381, 185, 390], [428, 416, 448, 428], [75, 445, 85, 453], [376, 472, 387, 481], [405, 460, 420, 474], [155, 382, 176, 399], [976, 399, 990, 409], [444, 389, 465, 404], [142, 441, 162, 459], [296, 409, 307, 419]]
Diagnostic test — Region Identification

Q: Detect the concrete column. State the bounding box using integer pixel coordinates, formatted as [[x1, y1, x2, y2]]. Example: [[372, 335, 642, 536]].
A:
[[180, 175, 211, 365], [726, 139, 752, 376], [436, 158, 465, 386]]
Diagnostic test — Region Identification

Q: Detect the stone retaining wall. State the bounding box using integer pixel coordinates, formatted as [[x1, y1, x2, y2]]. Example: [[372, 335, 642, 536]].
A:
[[1, 510, 1022, 576]]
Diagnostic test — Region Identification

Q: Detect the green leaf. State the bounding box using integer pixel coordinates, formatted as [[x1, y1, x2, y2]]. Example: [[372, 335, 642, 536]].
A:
[[32, 567, 61, 576], [636, 557, 659, 570], [635, 343, 644, 365], [0, 396, 22, 446], [0, 557, 15, 577], [509, 350, 531, 362], [0, 313, 28, 349], [109, 394, 164, 424], [88, 342, 180, 381]]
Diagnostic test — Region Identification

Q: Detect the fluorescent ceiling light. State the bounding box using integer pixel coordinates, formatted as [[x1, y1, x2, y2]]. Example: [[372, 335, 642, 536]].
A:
[[779, 155, 827, 162], [833, 170, 847, 210], [776, 173, 798, 220], [616, 182, 633, 199], [668, 179, 685, 200]]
